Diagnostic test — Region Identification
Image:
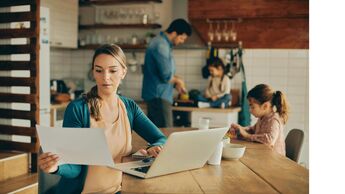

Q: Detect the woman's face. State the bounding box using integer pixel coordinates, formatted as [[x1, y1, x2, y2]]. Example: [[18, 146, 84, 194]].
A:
[[93, 54, 126, 96]]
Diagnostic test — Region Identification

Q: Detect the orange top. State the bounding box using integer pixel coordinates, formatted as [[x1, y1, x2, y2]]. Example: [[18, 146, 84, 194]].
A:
[[82, 99, 132, 194]]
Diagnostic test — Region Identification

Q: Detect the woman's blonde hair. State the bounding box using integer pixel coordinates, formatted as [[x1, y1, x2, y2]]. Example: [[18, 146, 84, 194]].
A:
[[83, 44, 127, 121], [247, 84, 289, 124]]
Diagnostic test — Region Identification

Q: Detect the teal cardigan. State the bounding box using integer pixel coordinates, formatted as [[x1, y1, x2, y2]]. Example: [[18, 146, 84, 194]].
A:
[[53, 95, 167, 194]]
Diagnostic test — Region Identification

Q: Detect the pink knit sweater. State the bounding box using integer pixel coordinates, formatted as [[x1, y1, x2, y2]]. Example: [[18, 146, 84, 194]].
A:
[[246, 112, 286, 156]]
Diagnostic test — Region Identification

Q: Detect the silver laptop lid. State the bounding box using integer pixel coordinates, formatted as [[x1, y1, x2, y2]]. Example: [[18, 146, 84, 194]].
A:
[[146, 127, 228, 178]]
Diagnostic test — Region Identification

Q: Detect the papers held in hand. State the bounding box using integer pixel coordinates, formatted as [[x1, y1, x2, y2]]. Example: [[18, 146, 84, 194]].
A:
[[36, 125, 115, 168]]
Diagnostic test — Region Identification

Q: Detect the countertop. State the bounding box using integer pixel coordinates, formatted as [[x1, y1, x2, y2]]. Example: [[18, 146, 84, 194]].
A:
[[172, 106, 241, 113]]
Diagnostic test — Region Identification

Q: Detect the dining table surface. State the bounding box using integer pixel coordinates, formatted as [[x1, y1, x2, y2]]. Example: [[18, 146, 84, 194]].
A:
[[122, 127, 309, 194]]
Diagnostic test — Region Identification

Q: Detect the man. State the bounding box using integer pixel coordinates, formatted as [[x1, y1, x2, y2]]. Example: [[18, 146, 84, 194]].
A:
[[142, 18, 192, 128]]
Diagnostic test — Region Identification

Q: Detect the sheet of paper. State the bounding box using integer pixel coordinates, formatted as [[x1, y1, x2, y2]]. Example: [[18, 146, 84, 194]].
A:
[[36, 125, 115, 168]]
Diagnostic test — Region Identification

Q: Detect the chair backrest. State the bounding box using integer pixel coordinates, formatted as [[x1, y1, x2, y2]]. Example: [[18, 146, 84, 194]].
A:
[[285, 129, 304, 162]]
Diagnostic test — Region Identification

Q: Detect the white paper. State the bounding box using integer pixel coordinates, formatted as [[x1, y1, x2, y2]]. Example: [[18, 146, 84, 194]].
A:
[[36, 125, 115, 168]]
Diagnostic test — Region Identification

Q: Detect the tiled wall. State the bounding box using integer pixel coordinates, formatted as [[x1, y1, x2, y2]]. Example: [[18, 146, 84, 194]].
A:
[[51, 48, 309, 167]]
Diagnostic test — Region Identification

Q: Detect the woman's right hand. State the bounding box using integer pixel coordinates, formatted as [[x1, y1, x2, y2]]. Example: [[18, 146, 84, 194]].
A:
[[38, 152, 60, 173]]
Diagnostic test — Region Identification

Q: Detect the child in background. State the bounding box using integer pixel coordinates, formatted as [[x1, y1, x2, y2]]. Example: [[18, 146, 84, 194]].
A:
[[229, 84, 289, 156], [197, 57, 231, 108]]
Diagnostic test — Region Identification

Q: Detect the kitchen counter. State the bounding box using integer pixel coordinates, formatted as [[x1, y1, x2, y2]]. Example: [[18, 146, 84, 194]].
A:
[[172, 106, 241, 128], [172, 106, 241, 113]]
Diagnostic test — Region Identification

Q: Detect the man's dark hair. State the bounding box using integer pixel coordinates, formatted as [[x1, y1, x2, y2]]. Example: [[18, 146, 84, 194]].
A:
[[166, 18, 192, 36]]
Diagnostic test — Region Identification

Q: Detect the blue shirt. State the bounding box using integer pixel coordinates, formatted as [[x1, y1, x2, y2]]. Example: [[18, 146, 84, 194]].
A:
[[141, 32, 176, 103], [52, 96, 166, 194]]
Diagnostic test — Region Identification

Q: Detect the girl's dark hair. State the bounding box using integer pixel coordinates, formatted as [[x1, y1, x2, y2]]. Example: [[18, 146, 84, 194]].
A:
[[247, 84, 289, 124], [208, 57, 226, 90], [166, 18, 192, 36], [83, 44, 127, 121]]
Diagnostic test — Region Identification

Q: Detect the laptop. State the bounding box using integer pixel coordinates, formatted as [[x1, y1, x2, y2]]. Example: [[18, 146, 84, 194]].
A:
[[114, 127, 228, 178]]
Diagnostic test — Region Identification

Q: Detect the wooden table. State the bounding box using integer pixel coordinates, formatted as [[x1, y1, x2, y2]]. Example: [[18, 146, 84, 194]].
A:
[[123, 128, 309, 194]]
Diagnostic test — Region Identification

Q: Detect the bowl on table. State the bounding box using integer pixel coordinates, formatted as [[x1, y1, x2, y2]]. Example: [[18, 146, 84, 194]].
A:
[[222, 143, 246, 160]]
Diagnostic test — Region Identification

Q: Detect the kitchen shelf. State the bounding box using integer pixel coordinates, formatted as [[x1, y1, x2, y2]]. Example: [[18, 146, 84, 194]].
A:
[[80, 0, 162, 6], [79, 43, 147, 50], [210, 42, 240, 49], [79, 23, 161, 30]]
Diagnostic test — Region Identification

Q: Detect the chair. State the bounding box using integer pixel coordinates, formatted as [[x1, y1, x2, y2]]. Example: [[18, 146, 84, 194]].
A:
[[285, 129, 304, 162]]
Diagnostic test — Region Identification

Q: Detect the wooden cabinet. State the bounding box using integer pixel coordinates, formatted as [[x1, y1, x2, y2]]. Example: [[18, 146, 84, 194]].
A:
[[42, 0, 78, 48], [79, 0, 162, 6], [188, 0, 309, 49]]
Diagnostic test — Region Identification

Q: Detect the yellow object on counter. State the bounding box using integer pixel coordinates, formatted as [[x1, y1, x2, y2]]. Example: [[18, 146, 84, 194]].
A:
[[179, 93, 189, 100]]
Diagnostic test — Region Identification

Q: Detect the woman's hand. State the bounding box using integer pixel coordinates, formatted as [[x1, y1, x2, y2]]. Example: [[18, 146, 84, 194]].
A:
[[38, 152, 60, 173], [138, 145, 163, 158]]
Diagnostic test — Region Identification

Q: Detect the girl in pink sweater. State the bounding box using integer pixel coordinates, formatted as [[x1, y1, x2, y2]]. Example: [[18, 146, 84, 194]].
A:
[[230, 84, 289, 156]]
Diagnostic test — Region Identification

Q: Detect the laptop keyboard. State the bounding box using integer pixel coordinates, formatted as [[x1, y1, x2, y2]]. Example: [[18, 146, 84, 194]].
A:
[[132, 166, 151, 173]]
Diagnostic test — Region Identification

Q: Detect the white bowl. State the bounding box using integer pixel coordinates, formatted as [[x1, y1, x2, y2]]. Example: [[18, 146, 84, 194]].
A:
[[222, 143, 246, 160]]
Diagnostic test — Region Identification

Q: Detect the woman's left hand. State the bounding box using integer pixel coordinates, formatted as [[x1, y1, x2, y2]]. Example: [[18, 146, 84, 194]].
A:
[[139, 145, 162, 158]]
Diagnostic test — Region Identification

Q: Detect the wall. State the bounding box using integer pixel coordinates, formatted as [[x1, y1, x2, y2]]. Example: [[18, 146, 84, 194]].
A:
[[51, 48, 309, 167], [50, 0, 309, 167]]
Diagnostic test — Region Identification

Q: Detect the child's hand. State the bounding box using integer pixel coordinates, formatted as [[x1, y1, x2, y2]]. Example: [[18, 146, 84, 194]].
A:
[[227, 127, 237, 138], [204, 93, 210, 98], [229, 123, 250, 139], [211, 95, 218, 101], [230, 123, 242, 130], [229, 123, 240, 138]]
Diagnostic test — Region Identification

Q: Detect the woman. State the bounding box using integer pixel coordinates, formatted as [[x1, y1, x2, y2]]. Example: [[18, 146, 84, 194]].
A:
[[38, 44, 167, 194]]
